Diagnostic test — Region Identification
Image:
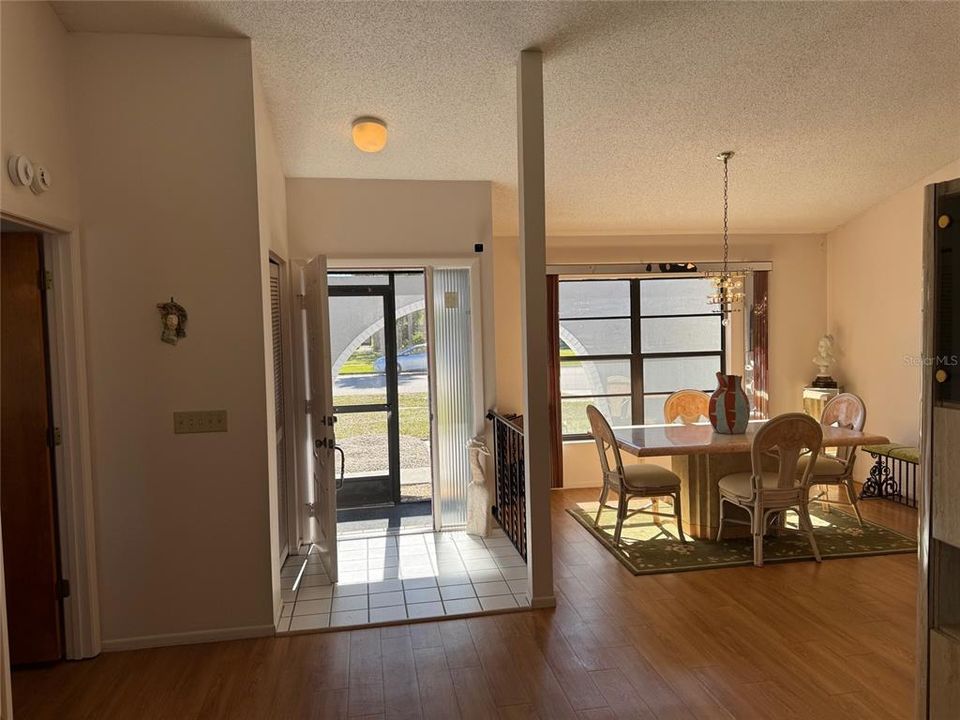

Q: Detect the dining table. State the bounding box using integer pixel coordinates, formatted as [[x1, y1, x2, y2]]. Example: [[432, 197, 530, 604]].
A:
[[610, 419, 890, 540]]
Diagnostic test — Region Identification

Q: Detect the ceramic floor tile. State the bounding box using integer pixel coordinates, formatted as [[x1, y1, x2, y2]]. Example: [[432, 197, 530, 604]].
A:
[[280, 603, 293, 618], [462, 558, 498, 571], [405, 587, 442, 604], [276, 616, 292, 633], [330, 609, 368, 627], [488, 545, 521, 558], [479, 594, 518, 611], [473, 581, 510, 597], [331, 594, 368, 612], [513, 593, 530, 607], [297, 585, 334, 601], [436, 573, 472, 587], [297, 573, 332, 588], [369, 605, 408, 623], [439, 584, 476, 601], [467, 569, 504, 584], [333, 583, 368, 597], [494, 555, 526, 568], [406, 602, 445, 619], [366, 578, 403, 594], [482, 536, 513, 547], [293, 598, 332, 616], [290, 614, 330, 632], [506, 579, 528, 594], [443, 598, 482, 616], [458, 548, 492, 560], [300, 564, 328, 576], [338, 571, 368, 584], [369, 591, 405, 608], [281, 588, 297, 603], [498, 566, 527, 580], [401, 577, 437, 590]]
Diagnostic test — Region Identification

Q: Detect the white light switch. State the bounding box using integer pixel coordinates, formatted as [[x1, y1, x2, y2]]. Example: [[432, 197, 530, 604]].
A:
[[174, 410, 228, 434]]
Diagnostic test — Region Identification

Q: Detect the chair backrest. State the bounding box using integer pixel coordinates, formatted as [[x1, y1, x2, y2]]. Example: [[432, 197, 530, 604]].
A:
[[663, 389, 710, 425], [586, 405, 625, 487], [820, 393, 866, 462], [751, 412, 823, 493]]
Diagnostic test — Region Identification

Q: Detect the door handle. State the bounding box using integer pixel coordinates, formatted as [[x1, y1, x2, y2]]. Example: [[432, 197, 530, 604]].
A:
[[334, 445, 345, 489], [936, 369, 949, 384]]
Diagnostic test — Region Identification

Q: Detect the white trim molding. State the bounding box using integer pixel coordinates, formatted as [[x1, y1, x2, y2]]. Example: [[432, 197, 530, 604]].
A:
[[101, 624, 276, 652]]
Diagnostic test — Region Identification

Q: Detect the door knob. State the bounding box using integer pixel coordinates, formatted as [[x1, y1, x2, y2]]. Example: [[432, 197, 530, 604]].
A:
[[936, 369, 948, 383]]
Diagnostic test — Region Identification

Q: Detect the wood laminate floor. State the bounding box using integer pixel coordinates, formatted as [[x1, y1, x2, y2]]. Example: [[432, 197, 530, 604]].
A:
[[12, 488, 918, 719]]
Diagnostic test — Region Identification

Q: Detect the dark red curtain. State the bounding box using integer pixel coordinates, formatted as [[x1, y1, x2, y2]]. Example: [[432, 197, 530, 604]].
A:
[[749, 271, 769, 418], [547, 275, 564, 488]]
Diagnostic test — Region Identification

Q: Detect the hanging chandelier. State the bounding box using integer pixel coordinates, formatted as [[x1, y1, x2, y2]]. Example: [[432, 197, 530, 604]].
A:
[[705, 150, 744, 325]]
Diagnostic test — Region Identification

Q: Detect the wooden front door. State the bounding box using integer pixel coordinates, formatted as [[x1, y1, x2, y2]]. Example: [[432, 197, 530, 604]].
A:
[[1, 232, 63, 665]]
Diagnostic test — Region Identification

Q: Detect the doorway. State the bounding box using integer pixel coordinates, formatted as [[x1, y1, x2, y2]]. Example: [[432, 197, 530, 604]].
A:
[[1, 231, 64, 665], [328, 271, 433, 535]]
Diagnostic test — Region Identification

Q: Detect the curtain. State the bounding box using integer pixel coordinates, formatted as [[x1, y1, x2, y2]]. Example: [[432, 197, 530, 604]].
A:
[[546, 274, 564, 488], [749, 270, 769, 418]]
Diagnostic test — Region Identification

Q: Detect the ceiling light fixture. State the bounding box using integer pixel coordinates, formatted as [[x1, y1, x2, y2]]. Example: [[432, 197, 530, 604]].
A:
[[352, 117, 387, 153], [706, 151, 744, 326]]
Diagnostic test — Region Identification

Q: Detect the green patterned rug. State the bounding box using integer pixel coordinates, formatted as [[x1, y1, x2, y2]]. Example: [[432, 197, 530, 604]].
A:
[[566, 501, 916, 575]]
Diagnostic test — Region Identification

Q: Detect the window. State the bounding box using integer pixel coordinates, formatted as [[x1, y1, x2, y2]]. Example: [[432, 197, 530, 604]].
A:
[[559, 277, 724, 437]]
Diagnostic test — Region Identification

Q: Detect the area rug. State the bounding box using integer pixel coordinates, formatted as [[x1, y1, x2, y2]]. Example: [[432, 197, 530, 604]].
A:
[[566, 501, 917, 575]]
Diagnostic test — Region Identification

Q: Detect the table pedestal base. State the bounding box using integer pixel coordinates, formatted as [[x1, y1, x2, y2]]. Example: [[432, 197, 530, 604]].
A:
[[671, 452, 769, 540]]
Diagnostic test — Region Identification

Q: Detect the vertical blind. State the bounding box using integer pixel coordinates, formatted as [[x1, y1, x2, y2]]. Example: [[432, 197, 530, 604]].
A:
[[433, 268, 474, 528]]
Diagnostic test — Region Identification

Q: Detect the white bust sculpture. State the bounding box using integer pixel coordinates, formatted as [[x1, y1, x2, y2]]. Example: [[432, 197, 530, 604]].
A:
[[813, 334, 836, 377]]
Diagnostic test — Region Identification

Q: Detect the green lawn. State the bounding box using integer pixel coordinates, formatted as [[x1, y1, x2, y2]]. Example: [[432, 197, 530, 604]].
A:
[[339, 347, 379, 375], [335, 392, 430, 439]]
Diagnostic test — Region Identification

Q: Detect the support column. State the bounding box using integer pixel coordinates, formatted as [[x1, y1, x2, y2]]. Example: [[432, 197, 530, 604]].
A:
[[517, 48, 555, 607]]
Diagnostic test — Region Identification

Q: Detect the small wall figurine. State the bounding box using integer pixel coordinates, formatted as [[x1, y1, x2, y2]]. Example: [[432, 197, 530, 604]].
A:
[[157, 297, 188, 345], [811, 333, 838, 388]]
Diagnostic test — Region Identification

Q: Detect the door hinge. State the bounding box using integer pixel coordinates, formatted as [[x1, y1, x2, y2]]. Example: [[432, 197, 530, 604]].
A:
[[57, 578, 71, 599], [47, 427, 63, 447], [39, 269, 53, 291], [305, 502, 317, 517]]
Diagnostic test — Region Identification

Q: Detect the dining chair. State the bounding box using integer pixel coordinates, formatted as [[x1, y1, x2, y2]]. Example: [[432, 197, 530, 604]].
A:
[[798, 392, 867, 525], [585, 405, 687, 545], [717, 412, 823, 567], [663, 389, 710, 425]]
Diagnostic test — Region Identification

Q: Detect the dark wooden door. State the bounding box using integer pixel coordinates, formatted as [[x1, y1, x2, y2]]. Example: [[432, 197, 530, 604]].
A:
[[1, 232, 63, 664]]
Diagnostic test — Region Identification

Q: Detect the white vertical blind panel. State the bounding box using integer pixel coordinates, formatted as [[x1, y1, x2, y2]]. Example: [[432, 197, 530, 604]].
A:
[[433, 268, 473, 528]]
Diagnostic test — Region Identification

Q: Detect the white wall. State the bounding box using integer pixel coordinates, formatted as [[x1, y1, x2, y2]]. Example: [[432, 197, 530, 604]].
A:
[[492, 233, 828, 487], [0, 1, 78, 229], [827, 158, 960, 484], [70, 33, 275, 646]]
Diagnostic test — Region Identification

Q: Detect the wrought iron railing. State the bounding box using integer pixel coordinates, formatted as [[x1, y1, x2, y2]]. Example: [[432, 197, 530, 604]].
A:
[[487, 410, 526, 562], [860, 446, 919, 508]]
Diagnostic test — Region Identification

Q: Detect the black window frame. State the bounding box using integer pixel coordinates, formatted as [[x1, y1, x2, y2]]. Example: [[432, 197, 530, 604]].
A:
[[559, 277, 726, 440]]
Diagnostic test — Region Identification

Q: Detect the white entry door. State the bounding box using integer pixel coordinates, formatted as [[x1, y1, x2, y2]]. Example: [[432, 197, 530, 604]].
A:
[[303, 255, 338, 582]]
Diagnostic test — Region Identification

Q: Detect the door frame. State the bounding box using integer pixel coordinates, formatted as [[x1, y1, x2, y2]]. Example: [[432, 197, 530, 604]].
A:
[[268, 252, 300, 561], [0, 210, 100, 662], [325, 257, 486, 531]]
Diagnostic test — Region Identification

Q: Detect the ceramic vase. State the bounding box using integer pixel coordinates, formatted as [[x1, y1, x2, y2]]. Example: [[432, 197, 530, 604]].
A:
[[709, 373, 750, 434]]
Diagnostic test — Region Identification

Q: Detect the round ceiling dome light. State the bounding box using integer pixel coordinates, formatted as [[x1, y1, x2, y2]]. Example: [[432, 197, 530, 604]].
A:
[[352, 117, 387, 153]]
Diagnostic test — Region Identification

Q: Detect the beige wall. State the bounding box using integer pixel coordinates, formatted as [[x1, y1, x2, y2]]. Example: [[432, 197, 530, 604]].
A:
[[252, 71, 289, 619], [0, 1, 78, 228], [827, 158, 960, 485], [492, 233, 828, 487], [70, 33, 274, 646]]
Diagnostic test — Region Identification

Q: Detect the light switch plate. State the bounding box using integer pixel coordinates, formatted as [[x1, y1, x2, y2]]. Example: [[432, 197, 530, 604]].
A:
[[173, 410, 228, 434]]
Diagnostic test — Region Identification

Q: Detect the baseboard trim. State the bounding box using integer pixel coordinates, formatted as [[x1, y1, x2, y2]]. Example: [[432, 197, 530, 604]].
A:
[[529, 594, 557, 609], [101, 623, 276, 652]]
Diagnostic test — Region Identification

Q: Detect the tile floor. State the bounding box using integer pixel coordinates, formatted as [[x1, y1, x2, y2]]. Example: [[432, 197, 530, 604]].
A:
[[277, 527, 530, 633]]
